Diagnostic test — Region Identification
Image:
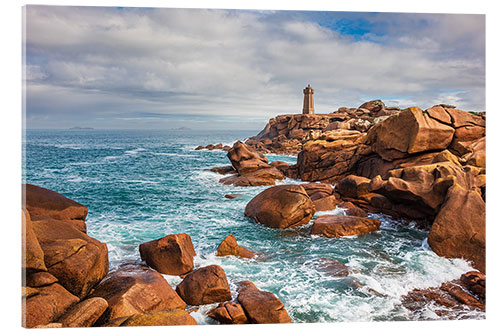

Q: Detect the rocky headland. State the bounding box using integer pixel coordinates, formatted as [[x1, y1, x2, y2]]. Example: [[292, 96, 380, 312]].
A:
[[202, 99, 486, 318], [23, 99, 486, 326]]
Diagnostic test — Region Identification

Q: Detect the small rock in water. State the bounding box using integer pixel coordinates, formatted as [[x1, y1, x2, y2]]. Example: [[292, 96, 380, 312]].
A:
[[224, 193, 241, 199], [311, 215, 380, 237], [216, 234, 256, 259], [207, 301, 248, 324]]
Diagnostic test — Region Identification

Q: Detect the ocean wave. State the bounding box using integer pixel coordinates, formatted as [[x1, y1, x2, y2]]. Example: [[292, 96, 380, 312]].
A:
[[121, 179, 159, 184], [124, 147, 146, 155], [54, 143, 85, 150], [149, 152, 193, 157], [66, 175, 86, 183]]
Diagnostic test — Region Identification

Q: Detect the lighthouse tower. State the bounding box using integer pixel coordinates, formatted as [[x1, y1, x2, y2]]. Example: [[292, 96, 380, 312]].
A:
[[302, 84, 315, 114]]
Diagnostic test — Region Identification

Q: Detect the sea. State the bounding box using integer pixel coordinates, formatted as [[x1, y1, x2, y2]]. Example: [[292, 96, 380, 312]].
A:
[[23, 129, 484, 323]]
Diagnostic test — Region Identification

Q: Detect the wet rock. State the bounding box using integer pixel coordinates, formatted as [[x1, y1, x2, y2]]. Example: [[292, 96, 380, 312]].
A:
[[245, 185, 315, 229], [90, 264, 186, 324], [402, 278, 485, 319], [227, 141, 269, 175], [428, 184, 485, 272], [139, 233, 196, 276], [31, 218, 108, 299], [440, 281, 484, 310], [224, 193, 242, 199], [209, 165, 236, 175], [311, 215, 380, 237], [23, 283, 79, 328], [176, 265, 232, 305], [119, 309, 197, 326], [338, 201, 368, 217], [237, 281, 291, 324], [207, 301, 248, 324], [315, 258, 351, 277], [219, 167, 284, 187], [58, 297, 108, 327], [216, 234, 256, 259], [460, 271, 485, 300]]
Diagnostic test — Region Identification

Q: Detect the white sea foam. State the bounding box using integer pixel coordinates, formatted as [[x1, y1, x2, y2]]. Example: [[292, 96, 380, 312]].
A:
[[54, 143, 84, 149], [124, 147, 146, 155], [190, 305, 220, 325], [68, 161, 95, 166], [103, 155, 121, 160], [66, 175, 85, 182]]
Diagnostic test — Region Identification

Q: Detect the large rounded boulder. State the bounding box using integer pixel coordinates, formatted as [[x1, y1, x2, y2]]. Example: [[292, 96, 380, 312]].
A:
[[24, 184, 88, 232], [90, 264, 186, 324], [139, 233, 196, 276], [427, 184, 485, 272], [237, 281, 291, 324], [244, 185, 315, 229], [175, 265, 232, 305]]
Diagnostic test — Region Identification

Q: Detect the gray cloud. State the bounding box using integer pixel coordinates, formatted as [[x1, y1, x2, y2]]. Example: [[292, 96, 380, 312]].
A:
[[24, 6, 485, 129]]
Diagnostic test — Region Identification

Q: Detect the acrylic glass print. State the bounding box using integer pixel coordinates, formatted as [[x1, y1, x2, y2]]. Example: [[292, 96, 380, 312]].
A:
[[21, 5, 486, 328]]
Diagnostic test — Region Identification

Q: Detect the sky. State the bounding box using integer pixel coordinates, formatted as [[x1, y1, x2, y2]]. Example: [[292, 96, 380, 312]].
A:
[[23, 6, 485, 130]]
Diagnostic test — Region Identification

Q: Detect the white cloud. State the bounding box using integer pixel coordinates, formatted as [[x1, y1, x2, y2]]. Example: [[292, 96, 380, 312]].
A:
[[24, 6, 485, 129]]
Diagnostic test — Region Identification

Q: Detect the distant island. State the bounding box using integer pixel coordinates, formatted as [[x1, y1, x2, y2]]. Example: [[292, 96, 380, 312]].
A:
[[69, 126, 94, 130], [170, 126, 192, 130]]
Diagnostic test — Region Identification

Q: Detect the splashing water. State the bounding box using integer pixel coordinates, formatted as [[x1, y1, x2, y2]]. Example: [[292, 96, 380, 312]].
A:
[[23, 129, 483, 323]]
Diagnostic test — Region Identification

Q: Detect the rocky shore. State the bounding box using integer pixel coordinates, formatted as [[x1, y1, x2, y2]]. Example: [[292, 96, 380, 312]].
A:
[[202, 100, 486, 318], [22, 184, 291, 327], [23, 100, 486, 326]]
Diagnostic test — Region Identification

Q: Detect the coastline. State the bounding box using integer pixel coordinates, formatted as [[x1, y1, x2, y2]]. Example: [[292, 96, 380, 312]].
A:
[[22, 102, 485, 327]]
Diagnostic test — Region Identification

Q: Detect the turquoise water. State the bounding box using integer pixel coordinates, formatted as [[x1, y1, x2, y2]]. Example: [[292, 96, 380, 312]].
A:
[[23, 129, 483, 323]]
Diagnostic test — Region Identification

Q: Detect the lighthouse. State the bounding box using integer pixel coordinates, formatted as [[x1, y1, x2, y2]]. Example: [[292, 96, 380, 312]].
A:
[[302, 84, 315, 114]]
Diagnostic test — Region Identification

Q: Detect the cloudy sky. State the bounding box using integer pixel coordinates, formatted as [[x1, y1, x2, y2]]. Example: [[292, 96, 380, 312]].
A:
[[23, 5, 485, 130]]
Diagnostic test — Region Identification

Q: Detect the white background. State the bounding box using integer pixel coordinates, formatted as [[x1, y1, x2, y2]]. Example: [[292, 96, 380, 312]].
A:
[[1, 1, 498, 332]]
